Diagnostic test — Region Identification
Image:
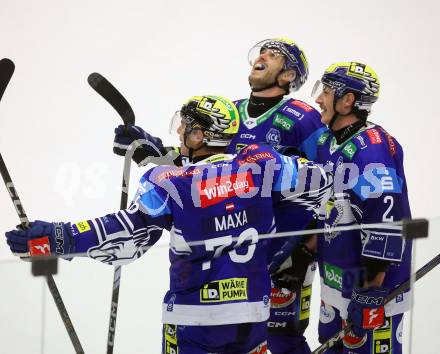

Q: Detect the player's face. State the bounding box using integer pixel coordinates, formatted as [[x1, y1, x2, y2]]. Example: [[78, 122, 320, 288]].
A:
[[315, 85, 336, 125], [177, 121, 189, 155], [248, 48, 285, 90]]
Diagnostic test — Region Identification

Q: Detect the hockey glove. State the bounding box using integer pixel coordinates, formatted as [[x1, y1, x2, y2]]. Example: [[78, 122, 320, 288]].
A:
[[273, 144, 307, 158], [113, 125, 166, 165], [347, 286, 388, 338], [270, 242, 316, 292], [5, 221, 74, 258]]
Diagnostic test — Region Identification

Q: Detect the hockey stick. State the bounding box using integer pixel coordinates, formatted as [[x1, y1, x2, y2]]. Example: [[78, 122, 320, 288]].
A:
[[0, 154, 85, 354], [87, 72, 135, 354], [0, 58, 84, 354], [0, 58, 14, 101], [312, 252, 440, 354]]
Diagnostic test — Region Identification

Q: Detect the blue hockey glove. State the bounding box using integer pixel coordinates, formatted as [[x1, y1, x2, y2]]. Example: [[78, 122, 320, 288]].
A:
[[347, 286, 388, 338], [5, 221, 74, 258], [113, 125, 165, 165]]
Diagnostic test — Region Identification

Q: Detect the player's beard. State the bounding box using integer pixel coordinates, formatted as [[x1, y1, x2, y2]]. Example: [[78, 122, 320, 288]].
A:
[[248, 69, 279, 92]]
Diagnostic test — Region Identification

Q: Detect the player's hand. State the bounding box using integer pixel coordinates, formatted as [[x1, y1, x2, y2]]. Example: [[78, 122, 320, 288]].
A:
[[347, 286, 388, 337], [5, 221, 74, 258], [270, 242, 315, 292], [113, 125, 165, 165]]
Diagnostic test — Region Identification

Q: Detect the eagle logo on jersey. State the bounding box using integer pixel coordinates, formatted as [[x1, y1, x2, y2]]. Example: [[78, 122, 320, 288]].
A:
[[324, 194, 360, 243]]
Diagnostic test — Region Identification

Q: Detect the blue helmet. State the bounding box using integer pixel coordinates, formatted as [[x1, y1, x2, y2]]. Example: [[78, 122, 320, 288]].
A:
[[248, 38, 309, 92], [320, 62, 380, 112]]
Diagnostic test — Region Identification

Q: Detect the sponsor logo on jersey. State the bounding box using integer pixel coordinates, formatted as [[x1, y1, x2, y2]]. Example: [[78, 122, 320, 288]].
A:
[[28, 236, 51, 256], [299, 285, 312, 320], [374, 339, 391, 354], [239, 151, 275, 165], [156, 167, 202, 183], [291, 100, 313, 112], [240, 133, 256, 140], [366, 129, 383, 144], [281, 106, 304, 120], [373, 320, 392, 354], [323, 263, 343, 290], [380, 128, 396, 156], [197, 171, 254, 208], [318, 132, 330, 145], [163, 324, 177, 354], [241, 144, 259, 154], [266, 128, 281, 144], [200, 278, 248, 302], [270, 288, 296, 308], [273, 113, 294, 131], [342, 141, 358, 160], [248, 341, 267, 354], [356, 134, 368, 149], [72, 221, 91, 234]]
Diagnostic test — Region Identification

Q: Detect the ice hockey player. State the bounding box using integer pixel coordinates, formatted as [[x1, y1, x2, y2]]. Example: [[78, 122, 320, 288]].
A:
[[113, 38, 327, 354], [311, 62, 412, 353], [5, 95, 332, 354]]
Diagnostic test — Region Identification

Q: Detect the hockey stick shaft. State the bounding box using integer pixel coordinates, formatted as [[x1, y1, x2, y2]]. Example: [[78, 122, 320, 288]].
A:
[[0, 154, 85, 354], [312, 252, 440, 354], [106, 111, 133, 354], [87, 72, 134, 353]]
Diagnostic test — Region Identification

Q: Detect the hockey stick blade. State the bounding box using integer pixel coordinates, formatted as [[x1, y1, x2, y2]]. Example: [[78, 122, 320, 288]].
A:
[[0, 58, 15, 102], [88, 72, 135, 125], [0, 153, 85, 354], [312, 252, 440, 354]]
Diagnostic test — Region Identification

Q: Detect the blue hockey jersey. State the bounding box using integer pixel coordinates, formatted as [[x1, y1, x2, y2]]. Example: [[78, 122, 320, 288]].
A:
[[68, 144, 332, 326], [314, 123, 412, 318], [227, 97, 326, 160]]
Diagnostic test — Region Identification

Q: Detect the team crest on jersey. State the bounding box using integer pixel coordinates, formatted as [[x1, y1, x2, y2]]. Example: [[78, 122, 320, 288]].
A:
[[324, 200, 344, 242], [266, 128, 281, 144]]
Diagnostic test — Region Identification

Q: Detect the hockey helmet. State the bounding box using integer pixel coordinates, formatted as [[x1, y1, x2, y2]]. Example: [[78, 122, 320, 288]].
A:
[[248, 38, 309, 92], [312, 62, 380, 112], [170, 95, 239, 147]]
